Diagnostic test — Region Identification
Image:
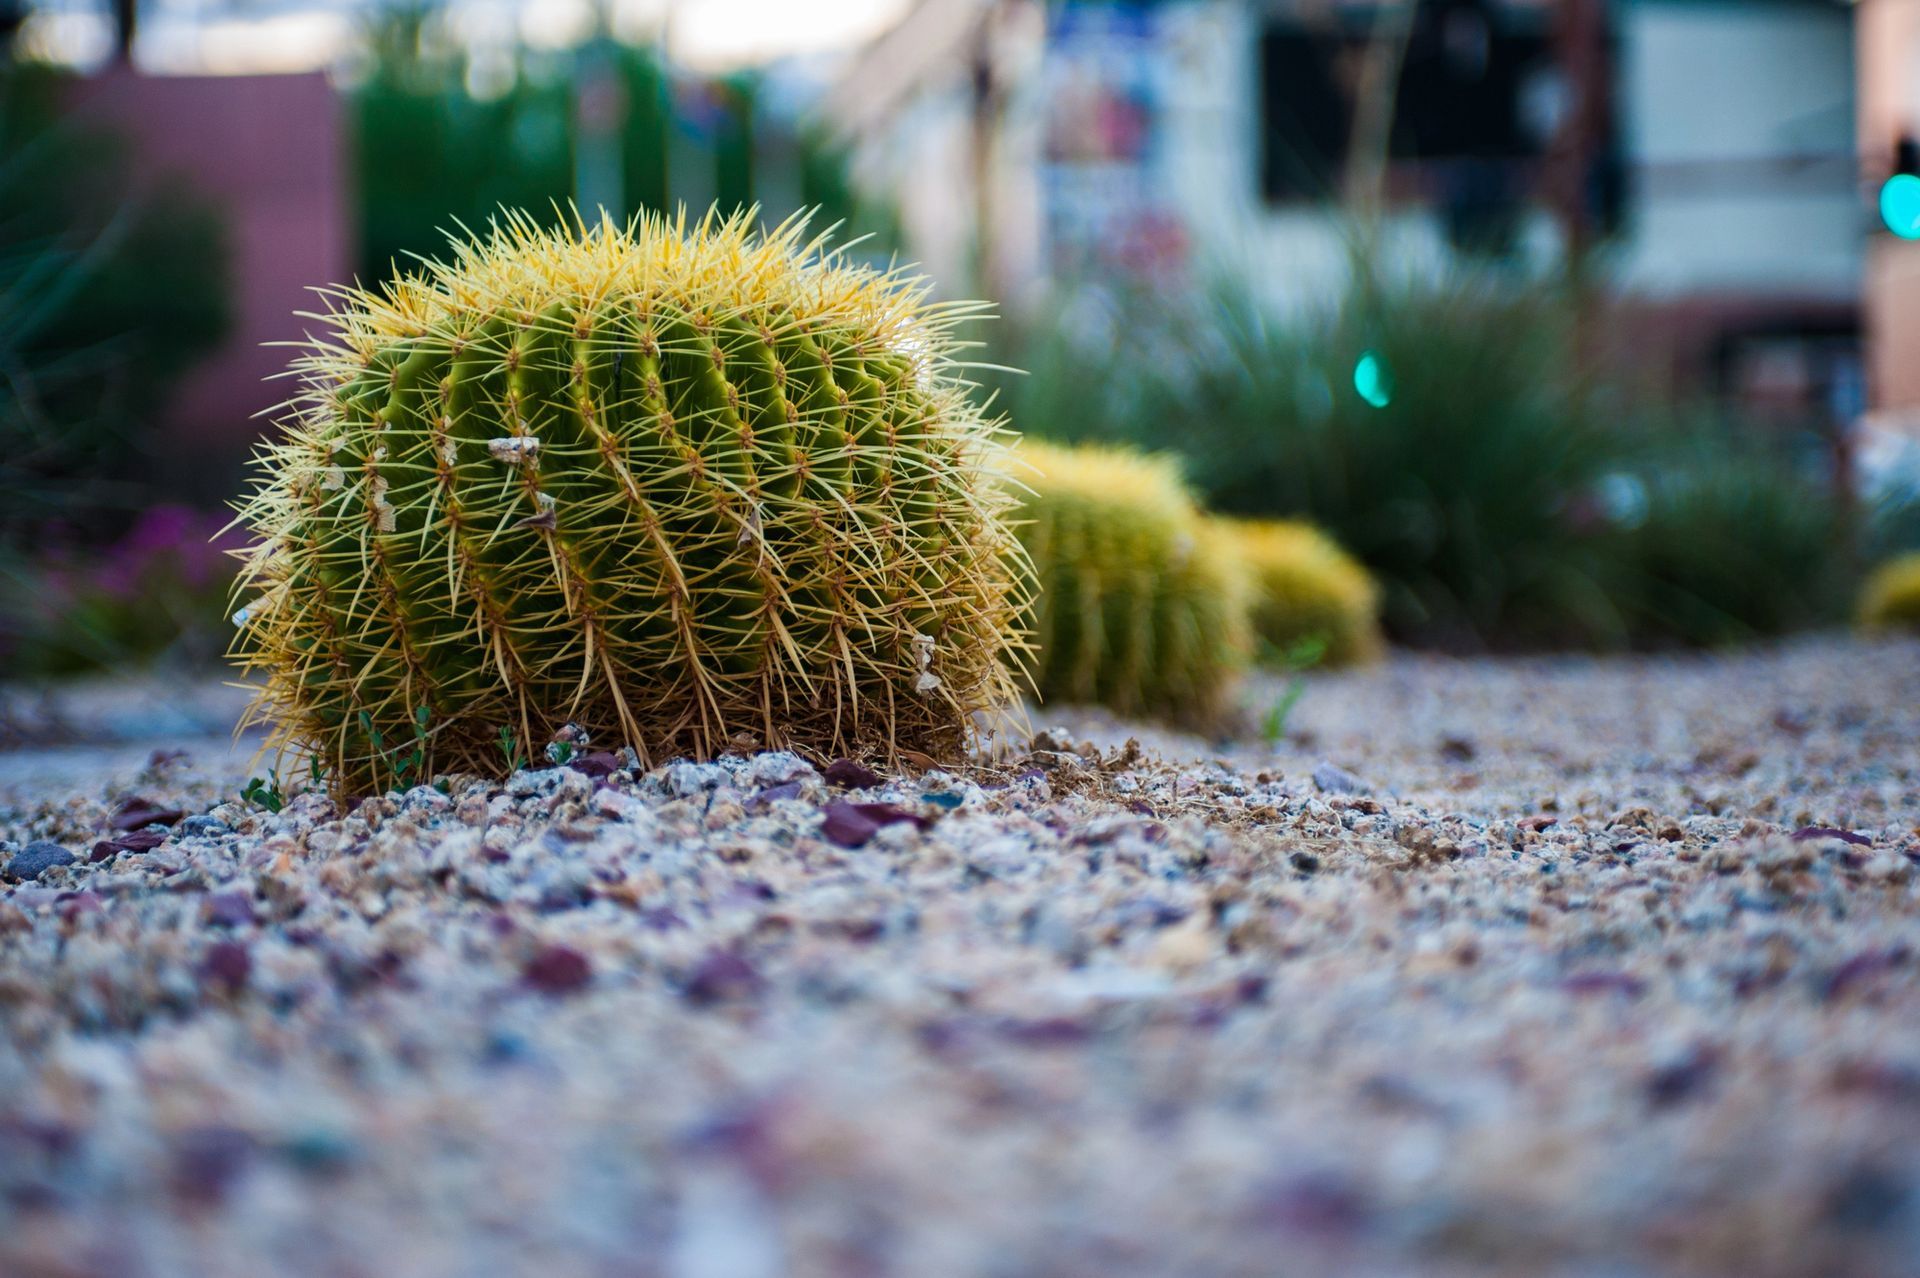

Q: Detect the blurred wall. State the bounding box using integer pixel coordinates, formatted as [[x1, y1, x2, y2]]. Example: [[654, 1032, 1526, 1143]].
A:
[[67, 68, 351, 485], [1614, 0, 1858, 300], [1859, 0, 1920, 418]]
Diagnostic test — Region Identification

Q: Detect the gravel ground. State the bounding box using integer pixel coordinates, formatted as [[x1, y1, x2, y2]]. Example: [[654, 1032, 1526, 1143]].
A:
[[1, 635, 1917, 1278]]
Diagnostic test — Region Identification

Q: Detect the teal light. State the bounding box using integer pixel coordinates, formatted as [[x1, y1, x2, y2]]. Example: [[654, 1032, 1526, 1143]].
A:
[[1353, 350, 1393, 409], [1882, 174, 1920, 240]]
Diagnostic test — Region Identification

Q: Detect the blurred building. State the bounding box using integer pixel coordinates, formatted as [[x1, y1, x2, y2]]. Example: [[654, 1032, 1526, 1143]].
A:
[[825, 0, 1867, 420]]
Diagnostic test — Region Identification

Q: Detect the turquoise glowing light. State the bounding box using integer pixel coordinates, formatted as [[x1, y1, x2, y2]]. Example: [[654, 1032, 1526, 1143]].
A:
[[1353, 350, 1393, 409], [1882, 174, 1920, 240]]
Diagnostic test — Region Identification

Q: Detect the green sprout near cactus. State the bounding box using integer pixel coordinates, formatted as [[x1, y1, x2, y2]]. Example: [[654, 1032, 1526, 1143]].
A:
[[229, 208, 1029, 794], [241, 775, 285, 813], [1012, 440, 1251, 730], [498, 723, 525, 773], [1260, 633, 1328, 746]]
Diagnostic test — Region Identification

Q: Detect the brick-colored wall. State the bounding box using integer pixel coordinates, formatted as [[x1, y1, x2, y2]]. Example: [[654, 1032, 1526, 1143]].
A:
[[66, 68, 352, 480]]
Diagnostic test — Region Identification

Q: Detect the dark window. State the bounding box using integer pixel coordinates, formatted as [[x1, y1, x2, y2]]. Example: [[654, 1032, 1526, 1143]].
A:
[[1258, 0, 1558, 202], [1258, 30, 1350, 202]]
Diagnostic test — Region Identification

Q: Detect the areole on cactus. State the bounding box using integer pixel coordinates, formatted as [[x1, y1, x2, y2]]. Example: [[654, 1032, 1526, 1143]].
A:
[[230, 208, 1029, 794]]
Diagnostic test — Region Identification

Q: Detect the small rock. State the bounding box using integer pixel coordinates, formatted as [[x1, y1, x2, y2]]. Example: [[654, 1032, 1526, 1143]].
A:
[[746, 781, 806, 812], [91, 829, 167, 862], [523, 943, 593, 995], [746, 751, 814, 786], [1645, 1048, 1720, 1108], [665, 761, 730, 797], [110, 797, 186, 831], [506, 768, 569, 798], [400, 785, 452, 814], [819, 801, 929, 849], [1311, 762, 1369, 796], [170, 1126, 256, 1205], [1792, 825, 1872, 847], [6, 842, 76, 882], [201, 941, 252, 995], [203, 892, 255, 928], [567, 751, 622, 778], [822, 758, 883, 789], [683, 949, 763, 1005], [176, 815, 230, 839]]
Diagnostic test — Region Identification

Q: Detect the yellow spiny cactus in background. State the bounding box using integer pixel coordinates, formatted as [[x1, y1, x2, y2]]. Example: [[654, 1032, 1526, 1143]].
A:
[[1224, 518, 1382, 667], [1858, 552, 1920, 632], [230, 208, 1029, 793], [1013, 440, 1251, 729]]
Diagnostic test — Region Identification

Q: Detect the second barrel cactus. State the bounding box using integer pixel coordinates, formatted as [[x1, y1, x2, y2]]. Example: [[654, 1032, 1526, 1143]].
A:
[[1013, 441, 1250, 729], [231, 210, 1027, 792]]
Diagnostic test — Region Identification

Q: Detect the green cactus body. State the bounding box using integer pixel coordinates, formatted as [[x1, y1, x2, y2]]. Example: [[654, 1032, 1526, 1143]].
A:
[[1013, 441, 1250, 728], [1225, 518, 1383, 667], [232, 210, 1027, 793], [1859, 552, 1920, 631]]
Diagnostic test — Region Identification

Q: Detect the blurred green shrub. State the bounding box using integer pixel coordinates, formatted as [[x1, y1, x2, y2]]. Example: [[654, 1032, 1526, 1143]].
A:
[[1602, 421, 1851, 647], [350, 8, 897, 282], [0, 505, 242, 675], [1001, 273, 1626, 647], [0, 64, 230, 549], [1002, 272, 1853, 650]]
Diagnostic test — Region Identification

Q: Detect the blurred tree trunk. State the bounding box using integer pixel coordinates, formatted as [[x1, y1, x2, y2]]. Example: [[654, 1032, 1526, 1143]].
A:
[[111, 0, 136, 64], [1344, 0, 1416, 219], [1547, 0, 1611, 388]]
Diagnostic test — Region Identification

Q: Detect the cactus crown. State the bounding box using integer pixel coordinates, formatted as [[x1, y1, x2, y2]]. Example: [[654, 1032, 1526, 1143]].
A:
[[232, 208, 1028, 793], [1013, 440, 1250, 729]]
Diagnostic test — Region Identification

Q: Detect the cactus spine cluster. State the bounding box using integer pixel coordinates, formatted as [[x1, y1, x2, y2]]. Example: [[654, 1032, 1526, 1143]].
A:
[[1223, 518, 1382, 667], [1859, 552, 1920, 632], [231, 209, 1027, 793], [1013, 441, 1250, 729]]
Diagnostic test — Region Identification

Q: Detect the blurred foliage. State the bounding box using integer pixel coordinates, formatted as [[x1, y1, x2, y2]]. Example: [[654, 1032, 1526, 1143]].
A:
[[351, 6, 898, 282], [1604, 420, 1851, 648], [0, 506, 243, 675], [1857, 552, 1920, 632], [998, 270, 1856, 650], [0, 63, 230, 551]]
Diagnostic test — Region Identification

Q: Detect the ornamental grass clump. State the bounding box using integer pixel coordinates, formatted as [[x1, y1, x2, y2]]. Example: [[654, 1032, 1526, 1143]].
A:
[[1223, 518, 1382, 667], [1858, 553, 1920, 632], [1013, 440, 1250, 729], [230, 209, 1028, 794]]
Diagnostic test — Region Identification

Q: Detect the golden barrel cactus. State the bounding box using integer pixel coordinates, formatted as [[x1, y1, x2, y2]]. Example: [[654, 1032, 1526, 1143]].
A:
[[1859, 552, 1920, 632], [231, 210, 1027, 792], [1013, 440, 1251, 729]]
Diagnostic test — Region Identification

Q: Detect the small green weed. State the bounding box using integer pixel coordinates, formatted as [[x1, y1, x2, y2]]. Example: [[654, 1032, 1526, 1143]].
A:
[[1261, 634, 1328, 746]]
